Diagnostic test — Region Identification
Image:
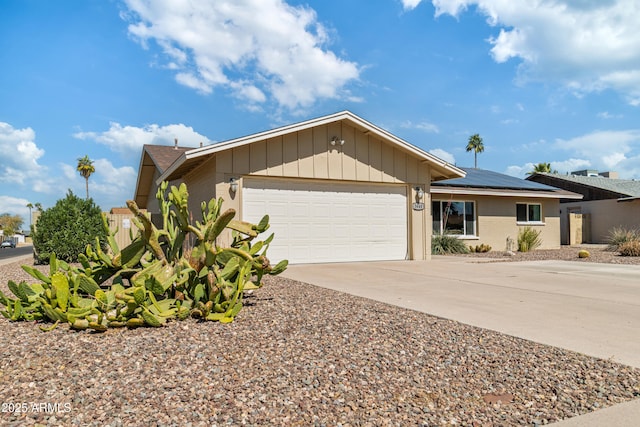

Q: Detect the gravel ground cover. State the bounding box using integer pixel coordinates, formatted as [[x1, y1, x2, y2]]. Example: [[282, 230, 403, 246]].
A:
[[459, 245, 640, 265], [1, 255, 639, 427]]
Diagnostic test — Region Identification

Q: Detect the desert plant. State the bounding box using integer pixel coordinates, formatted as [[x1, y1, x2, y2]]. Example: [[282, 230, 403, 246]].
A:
[[469, 243, 492, 253], [605, 226, 640, 252], [618, 241, 640, 257], [31, 190, 107, 264], [432, 234, 469, 255], [517, 226, 541, 252], [1, 182, 287, 330]]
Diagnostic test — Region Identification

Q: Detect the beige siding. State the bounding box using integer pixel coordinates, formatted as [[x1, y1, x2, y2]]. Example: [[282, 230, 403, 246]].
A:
[[266, 136, 284, 176], [282, 133, 298, 176], [355, 131, 369, 181], [183, 156, 217, 223], [249, 140, 267, 175], [219, 122, 431, 185], [105, 213, 138, 250], [342, 124, 356, 180], [561, 199, 640, 243], [298, 129, 314, 178]]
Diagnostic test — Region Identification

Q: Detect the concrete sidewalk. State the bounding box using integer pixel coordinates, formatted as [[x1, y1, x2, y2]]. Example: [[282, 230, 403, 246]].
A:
[[281, 257, 640, 426]]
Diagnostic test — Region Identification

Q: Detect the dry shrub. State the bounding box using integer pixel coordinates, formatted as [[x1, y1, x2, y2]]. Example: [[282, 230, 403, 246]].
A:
[[618, 241, 640, 257]]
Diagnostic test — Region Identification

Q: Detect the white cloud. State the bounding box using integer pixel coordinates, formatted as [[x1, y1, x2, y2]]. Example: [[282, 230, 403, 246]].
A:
[[508, 129, 640, 179], [597, 111, 622, 119], [429, 0, 640, 105], [123, 0, 360, 110], [554, 130, 639, 159], [0, 195, 31, 219], [505, 158, 591, 178], [504, 164, 525, 177], [401, 120, 440, 133], [433, 0, 470, 17], [429, 148, 456, 164], [401, 0, 424, 11], [73, 123, 211, 153], [550, 158, 591, 174], [553, 130, 640, 178], [0, 122, 49, 190]]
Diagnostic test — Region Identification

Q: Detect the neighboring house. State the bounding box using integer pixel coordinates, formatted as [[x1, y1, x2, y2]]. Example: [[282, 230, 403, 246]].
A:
[[104, 207, 149, 250], [133, 110, 465, 264], [134, 140, 191, 213], [431, 168, 582, 251], [527, 171, 640, 244]]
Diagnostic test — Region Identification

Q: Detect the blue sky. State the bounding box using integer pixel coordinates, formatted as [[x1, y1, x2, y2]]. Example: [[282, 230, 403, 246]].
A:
[[2, 0, 640, 228]]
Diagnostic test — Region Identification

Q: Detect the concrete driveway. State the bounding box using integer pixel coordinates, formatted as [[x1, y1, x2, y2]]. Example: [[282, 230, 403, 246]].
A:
[[282, 256, 640, 426]]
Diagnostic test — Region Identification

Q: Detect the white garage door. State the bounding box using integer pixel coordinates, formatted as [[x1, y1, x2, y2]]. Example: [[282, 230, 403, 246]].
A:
[[242, 178, 408, 264]]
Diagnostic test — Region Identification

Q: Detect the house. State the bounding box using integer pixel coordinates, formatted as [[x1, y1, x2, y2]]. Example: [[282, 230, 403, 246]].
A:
[[527, 171, 640, 244], [104, 207, 149, 250], [134, 140, 191, 211], [431, 168, 582, 251], [133, 111, 465, 264]]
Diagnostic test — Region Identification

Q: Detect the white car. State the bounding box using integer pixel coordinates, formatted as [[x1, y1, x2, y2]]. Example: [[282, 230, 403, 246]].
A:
[[0, 240, 16, 248]]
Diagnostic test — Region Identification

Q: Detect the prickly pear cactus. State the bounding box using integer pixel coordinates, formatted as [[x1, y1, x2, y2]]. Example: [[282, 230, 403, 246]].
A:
[[0, 181, 287, 331]]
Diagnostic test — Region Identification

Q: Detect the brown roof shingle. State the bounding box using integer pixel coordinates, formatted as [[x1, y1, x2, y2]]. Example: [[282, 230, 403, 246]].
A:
[[143, 144, 190, 173]]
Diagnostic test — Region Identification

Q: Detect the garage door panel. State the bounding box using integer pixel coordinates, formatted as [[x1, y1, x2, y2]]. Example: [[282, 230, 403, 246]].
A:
[[243, 179, 407, 264]]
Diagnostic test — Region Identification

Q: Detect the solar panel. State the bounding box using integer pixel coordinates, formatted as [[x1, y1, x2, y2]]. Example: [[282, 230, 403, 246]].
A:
[[432, 168, 558, 191]]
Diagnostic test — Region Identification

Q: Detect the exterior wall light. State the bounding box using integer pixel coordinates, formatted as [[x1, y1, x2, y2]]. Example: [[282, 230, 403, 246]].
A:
[[229, 177, 238, 193], [415, 186, 424, 200], [330, 136, 345, 146]]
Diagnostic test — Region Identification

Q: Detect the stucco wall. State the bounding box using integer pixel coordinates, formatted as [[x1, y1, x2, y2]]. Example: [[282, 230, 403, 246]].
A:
[[181, 121, 433, 260], [432, 195, 561, 251], [560, 199, 640, 243]]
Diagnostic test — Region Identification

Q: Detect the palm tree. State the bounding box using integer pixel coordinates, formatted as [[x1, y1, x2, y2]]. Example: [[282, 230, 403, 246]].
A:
[[77, 155, 95, 199], [527, 162, 557, 175], [466, 134, 484, 168], [26, 203, 33, 228]]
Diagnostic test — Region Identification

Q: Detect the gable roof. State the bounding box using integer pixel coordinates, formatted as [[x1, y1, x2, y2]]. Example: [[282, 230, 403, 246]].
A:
[[527, 172, 640, 201], [432, 168, 582, 199], [158, 110, 465, 183], [133, 144, 191, 207]]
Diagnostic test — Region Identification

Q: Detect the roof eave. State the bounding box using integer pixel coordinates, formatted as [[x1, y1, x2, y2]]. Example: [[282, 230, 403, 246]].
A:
[[430, 186, 584, 199], [157, 111, 465, 183]]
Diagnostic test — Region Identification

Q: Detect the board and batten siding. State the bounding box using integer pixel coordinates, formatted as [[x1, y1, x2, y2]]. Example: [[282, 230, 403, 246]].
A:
[[181, 121, 433, 260], [213, 122, 429, 183]]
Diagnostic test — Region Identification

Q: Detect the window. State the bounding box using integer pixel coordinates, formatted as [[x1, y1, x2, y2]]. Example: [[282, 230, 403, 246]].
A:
[[432, 200, 476, 236], [516, 203, 542, 223]]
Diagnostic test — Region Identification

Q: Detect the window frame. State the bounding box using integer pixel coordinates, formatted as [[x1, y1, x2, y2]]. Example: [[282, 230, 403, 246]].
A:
[[432, 199, 477, 238], [516, 202, 544, 224]]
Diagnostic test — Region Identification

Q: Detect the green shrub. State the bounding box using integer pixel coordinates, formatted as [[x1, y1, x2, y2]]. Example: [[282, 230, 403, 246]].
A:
[[432, 234, 469, 255], [605, 226, 640, 251], [619, 241, 640, 257], [32, 191, 107, 264], [517, 226, 541, 252]]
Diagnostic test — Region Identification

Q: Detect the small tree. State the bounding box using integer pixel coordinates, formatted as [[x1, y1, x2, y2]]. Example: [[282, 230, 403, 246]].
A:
[[466, 134, 484, 168], [77, 155, 95, 199], [0, 213, 23, 238], [31, 190, 107, 264]]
